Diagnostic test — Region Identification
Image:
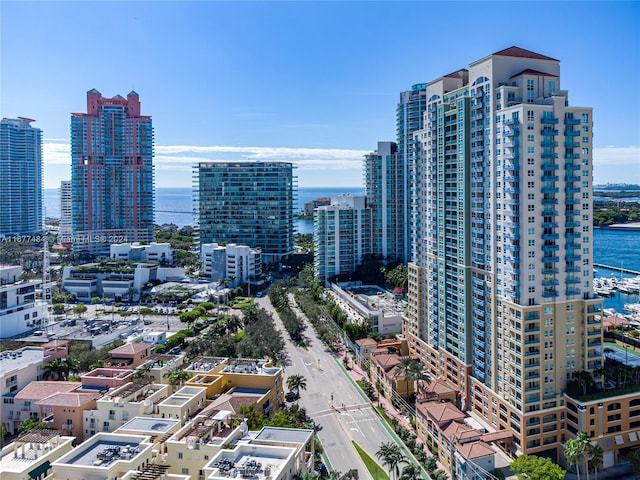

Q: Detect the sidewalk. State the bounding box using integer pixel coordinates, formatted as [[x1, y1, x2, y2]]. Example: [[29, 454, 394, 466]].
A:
[[334, 345, 451, 477]]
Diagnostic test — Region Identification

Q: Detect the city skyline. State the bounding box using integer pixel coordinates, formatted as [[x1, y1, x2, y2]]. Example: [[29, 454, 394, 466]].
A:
[[2, 1, 639, 188]]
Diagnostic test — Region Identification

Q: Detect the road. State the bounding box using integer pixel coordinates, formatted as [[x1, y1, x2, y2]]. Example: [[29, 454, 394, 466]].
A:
[[257, 295, 402, 479]]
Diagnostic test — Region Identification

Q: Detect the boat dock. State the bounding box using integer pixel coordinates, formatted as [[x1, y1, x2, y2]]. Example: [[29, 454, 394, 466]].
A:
[[594, 264, 640, 276]]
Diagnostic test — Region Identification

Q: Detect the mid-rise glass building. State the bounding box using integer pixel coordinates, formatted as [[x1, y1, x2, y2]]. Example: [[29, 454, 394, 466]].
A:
[[70, 89, 154, 254], [0, 117, 43, 237], [196, 161, 295, 266]]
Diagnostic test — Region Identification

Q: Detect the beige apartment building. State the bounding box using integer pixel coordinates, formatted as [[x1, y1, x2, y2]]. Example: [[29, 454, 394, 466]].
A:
[[403, 46, 631, 465]]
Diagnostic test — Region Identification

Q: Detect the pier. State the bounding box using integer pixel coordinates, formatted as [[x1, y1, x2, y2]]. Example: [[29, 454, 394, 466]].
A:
[[594, 263, 640, 276]]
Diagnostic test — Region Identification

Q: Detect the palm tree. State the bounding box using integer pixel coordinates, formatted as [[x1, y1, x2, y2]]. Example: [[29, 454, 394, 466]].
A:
[[576, 432, 592, 480], [44, 359, 68, 381], [376, 442, 406, 480], [572, 370, 595, 396], [631, 365, 640, 386], [399, 463, 421, 480], [394, 357, 421, 399], [565, 438, 584, 480], [65, 357, 81, 379], [429, 471, 448, 480], [168, 368, 191, 388], [286, 374, 307, 399], [588, 443, 604, 480]]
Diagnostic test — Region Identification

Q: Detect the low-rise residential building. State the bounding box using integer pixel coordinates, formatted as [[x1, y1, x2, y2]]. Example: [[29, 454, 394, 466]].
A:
[[415, 400, 513, 480], [38, 390, 101, 442], [1, 347, 47, 434], [184, 357, 283, 416], [563, 391, 640, 470], [368, 352, 414, 401], [105, 343, 152, 370], [42, 340, 69, 362], [84, 381, 171, 436], [200, 243, 262, 286], [51, 432, 155, 480], [80, 368, 134, 390], [202, 426, 315, 480], [9, 381, 78, 435], [0, 429, 75, 480], [157, 386, 207, 424], [0, 266, 48, 338], [354, 338, 377, 365], [330, 283, 404, 334], [110, 243, 175, 264], [114, 415, 182, 442], [164, 408, 241, 475]]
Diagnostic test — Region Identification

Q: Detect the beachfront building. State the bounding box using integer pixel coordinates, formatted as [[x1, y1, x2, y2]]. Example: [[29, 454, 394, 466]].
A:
[[0, 266, 48, 338], [314, 195, 372, 283], [196, 162, 295, 266], [405, 46, 603, 461], [0, 347, 47, 435], [0, 117, 43, 238], [71, 89, 154, 255], [200, 243, 262, 286]]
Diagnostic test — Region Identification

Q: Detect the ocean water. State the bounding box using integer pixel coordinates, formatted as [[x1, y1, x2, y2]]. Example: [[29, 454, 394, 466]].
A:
[[43, 187, 640, 311]]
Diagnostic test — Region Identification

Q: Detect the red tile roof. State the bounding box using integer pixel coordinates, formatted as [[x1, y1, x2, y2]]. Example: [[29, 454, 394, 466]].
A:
[[456, 440, 496, 460], [15, 381, 80, 400], [110, 343, 151, 355], [417, 401, 466, 424], [37, 391, 100, 407], [510, 68, 558, 79], [493, 46, 558, 62], [355, 338, 378, 347]]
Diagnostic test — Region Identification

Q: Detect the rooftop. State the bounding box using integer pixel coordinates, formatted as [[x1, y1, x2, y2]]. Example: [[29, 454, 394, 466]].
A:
[[253, 426, 313, 445], [0, 347, 45, 375], [37, 391, 100, 407], [15, 381, 80, 400], [117, 417, 181, 435], [58, 434, 151, 468], [492, 46, 558, 62], [110, 343, 151, 355], [456, 441, 496, 460]]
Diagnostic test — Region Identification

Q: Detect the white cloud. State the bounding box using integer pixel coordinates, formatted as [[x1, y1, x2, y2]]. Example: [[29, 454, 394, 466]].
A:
[[43, 139, 71, 165], [593, 145, 640, 166]]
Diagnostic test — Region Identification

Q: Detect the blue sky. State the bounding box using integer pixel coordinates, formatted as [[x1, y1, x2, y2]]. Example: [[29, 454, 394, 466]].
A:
[[2, 1, 639, 188]]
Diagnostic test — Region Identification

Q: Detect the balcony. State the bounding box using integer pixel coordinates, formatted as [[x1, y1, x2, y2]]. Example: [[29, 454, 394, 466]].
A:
[[472, 113, 484, 120], [472, 90, 484, 99], [541, 141, 558, 147], [473, 102, 484, 110], [541, 152, 559, 160], [565, 130, 580, 137], [565, 163, 581, 171], [541, 128, 558, 136], [541, 117, 559, 124], [565, 141, 581, 148], [541, 175, 559, 183], [541, 186, 559, 194], [542, 290, 559, 298], [504, 118, 520, 126], [504, 129, 519, 137], [565, 153, 581, 160], [542, 268, 559, 275], [565, 118, 581, 125], [542, 233, 560, 241], [541, 161, 559, 169]]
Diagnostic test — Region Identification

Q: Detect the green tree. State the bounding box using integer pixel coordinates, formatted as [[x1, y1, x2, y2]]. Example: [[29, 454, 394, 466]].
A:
[[429, 470, 447, 480], [627, 449, 640, 478], [17, 418, 47, 435], [73, 304, 87, 318], [44, 359, 68, 381], [565, 438, 585, 480], [52, 303, 65, 315], [286, 374, 308, 399], [237, 404, 266, 430], [510, 455, 566, 480], [588, 444, 603, 480], [383, 263, 408, 290], [375, 442, 406, 480], [576, 432, 593, 480], [168, 368, 191, 387], [393, 357, 424, 400], [399, 463, 421, 480]]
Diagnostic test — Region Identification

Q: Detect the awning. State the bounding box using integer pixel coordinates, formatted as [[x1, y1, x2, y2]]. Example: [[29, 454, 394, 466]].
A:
[[28, 461, 51, 479]]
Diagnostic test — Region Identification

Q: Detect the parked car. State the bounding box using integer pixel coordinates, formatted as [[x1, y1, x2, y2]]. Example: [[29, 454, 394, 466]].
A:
[[285, 391, 297, 402]]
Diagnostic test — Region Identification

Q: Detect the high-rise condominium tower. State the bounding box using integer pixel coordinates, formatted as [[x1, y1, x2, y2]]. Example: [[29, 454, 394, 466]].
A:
[[196, 162, 295, 266], [0, 117, 43, 237], [405, 47, 602, 458], [71, 89, 154, 254], [59, 180, 72, 240], [314, 195, 371, 282]]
